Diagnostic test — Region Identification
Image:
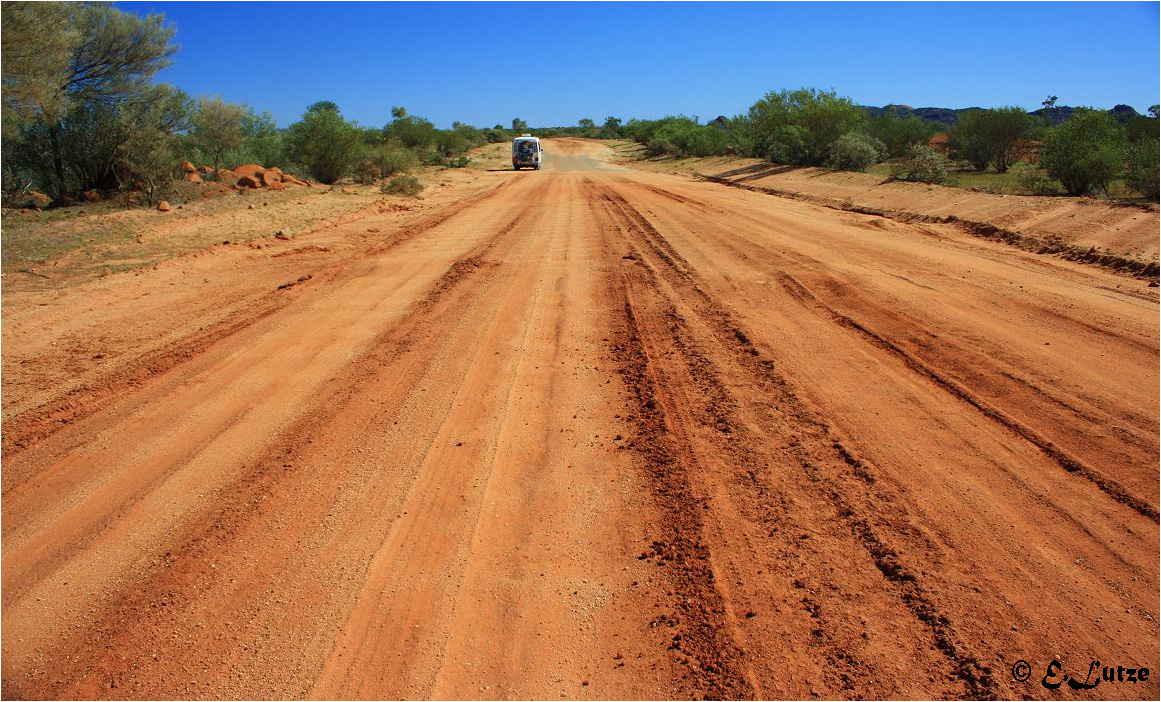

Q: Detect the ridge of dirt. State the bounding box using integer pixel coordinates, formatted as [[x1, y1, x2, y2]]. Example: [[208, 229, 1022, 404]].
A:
[[609, 300, 756, 699], [775, 272, 1158, 523], [696, 173, 1160, 279], [599, 183, 999, 698]]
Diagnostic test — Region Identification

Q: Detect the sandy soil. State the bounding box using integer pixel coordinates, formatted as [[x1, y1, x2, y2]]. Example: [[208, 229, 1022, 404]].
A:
[[2, 138, 1158, 700]]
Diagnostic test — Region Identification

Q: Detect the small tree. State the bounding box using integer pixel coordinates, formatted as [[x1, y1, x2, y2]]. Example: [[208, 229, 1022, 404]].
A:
[[286, 101, 361, 184], [952, 107, 1032, 172], [385, 108, 436, 150], [114, 84, 191, 205], [2, 2, 177, 201], [1041, 108, 1126, 197], [601, 116, 623, 138], [512, 117, 528, 133], [191, 96, 246, 176], [236, 108, 284, 168]]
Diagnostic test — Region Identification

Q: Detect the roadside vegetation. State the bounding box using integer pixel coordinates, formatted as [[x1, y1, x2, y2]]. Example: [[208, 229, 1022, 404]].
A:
[[1, 2, 537, 211], [609, 89, 1159, 202]]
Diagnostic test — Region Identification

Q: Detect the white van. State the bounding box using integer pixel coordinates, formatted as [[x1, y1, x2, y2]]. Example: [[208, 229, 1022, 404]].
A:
[[512, 134, 542, 170]]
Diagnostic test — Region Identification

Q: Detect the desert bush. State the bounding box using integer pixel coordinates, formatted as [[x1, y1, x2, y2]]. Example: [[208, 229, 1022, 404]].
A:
[[190, 97, 246, 176], [352, 159, 381, 184], [601, 116, 624, 139], [286, 101, 362, 184], [951, 107, 1031, 173], [1012, 163, 1062, 196], [891, 145, 948, 183], [1126, 138, 1160, 201], [229, 109, 284, 169], [381, 175, 423, 197], [375, 143, 416, 177], [635, 116, 728, 158], [385, 108, 437, 150], [827, 132, 886, 172], [747, 87, 865, 165], [445, 155, 472, 168], [866, 112, 936, 158], [645, 137, 676, 157], [1041, 108, 1126, 197], [114, 87, 191, 206]]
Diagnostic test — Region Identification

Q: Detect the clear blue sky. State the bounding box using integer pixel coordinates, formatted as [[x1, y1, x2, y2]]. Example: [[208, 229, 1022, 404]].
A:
[[118, 1, 1160, 129]]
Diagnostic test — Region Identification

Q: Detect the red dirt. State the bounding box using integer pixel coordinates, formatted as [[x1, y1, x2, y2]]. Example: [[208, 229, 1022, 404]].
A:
[[2, 139, 1157, 700]]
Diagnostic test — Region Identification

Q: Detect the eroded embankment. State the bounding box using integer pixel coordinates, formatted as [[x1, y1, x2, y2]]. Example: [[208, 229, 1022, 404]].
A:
[[696, 173, 1160, 279]]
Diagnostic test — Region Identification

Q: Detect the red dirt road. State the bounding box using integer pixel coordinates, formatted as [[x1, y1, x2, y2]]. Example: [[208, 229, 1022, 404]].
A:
[[3, 139, 1158, 699]]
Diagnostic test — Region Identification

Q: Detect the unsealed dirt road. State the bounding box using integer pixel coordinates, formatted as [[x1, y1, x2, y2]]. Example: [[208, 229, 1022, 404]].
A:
[[3, 139, 1158, 700]]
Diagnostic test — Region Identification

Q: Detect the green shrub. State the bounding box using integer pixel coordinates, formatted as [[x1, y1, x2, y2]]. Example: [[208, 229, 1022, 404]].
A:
[[827, 132, 886, 172], [286, 102, 362, 184], [381, 175, 423, 197], [866, 112, 937, 158], [352, 159, 380, 184], [445, 155, 472, 168], [1041, 109, 1126, 197], [1012, 163, 1062, 196], [891, 145, 948, 183], [747, 87, 866, 165], [375, 143, 417, 177], [637, 116, 728, 158], [951, 107, 1032, 173], [646, 138, 677, 157], [1126, 138, 1160, 201]]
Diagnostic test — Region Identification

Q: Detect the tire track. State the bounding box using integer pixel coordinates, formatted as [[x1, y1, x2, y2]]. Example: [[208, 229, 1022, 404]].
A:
[[776, 271, 1159, 523], [596, 181, 999, 698], [614, 178, 1157, 522], [1, 179, 513, 465], [0, 189, 540, 699]]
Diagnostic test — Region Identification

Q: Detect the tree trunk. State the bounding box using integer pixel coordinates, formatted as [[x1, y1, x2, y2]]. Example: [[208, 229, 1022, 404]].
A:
[[48, 121, 66, 204]]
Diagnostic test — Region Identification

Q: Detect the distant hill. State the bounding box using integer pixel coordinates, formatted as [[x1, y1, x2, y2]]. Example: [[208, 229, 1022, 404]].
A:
[[860, 103, 1142, 127]]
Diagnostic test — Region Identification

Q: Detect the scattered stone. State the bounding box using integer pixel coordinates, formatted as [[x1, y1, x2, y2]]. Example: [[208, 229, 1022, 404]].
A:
[[181, 160, 198, 173], [183, 172, 204, 185], [216, 168, 237, 183], [274, 228, 293, 240], [237, 175, 262, 189], [248, 204, 255, 209], [234, 164, 265, 179], [81, 189, 101, 202], [157, 200, 172, 212], [27, 191, 51, 208], [260, 170, 282, 187]]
